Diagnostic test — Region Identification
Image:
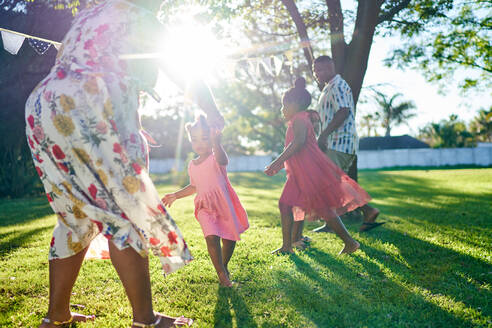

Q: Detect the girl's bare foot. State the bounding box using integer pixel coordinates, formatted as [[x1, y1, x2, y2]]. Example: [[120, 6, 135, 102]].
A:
[[338, 241, 360, 255], [40, 313, 95, 327], [271, 247, 294, 255], [218, 271, 233, 287]]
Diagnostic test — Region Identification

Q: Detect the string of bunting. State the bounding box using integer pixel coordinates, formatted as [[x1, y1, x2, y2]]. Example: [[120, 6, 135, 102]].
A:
[[1, 27, 309, 78], [0, 27, 61, 55]]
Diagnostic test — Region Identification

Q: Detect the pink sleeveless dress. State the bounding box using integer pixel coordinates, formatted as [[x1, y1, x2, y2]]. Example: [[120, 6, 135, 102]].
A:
[[188, 154, 249, 241], [279, 111, 371, 221]]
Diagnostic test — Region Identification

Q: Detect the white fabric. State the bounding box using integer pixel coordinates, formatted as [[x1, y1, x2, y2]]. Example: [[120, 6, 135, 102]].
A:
[[1, 30, 25, 55], [273, 55, 283, 76]]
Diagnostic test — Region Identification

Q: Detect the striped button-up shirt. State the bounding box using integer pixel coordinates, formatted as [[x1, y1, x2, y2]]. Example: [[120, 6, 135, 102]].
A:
[[315, 74, 358, 155]]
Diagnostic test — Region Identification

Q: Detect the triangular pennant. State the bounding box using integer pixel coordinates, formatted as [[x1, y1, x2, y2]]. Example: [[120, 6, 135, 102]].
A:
[[256, 58, 262, 76], [273, 55, 283, 76], [1, 30, 25, 55], [248, 58, 257, 76], [261, 57, 273, 76], [28, 38, 51, 55]]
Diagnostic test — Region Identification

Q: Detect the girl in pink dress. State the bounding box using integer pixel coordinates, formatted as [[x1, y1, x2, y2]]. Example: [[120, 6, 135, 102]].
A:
[[162, 116, 249, 287], [264, 78, 370, 255]]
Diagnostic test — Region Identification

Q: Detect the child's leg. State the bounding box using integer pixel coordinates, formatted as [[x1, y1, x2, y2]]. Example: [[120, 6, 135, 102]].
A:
[[292, 221, 304, 243], [323, 216, 360, 254], [273, 203, 294, 254], [221, 239, 236, 276], [360, 204, 380, 222], [204, 235, 232, 287]]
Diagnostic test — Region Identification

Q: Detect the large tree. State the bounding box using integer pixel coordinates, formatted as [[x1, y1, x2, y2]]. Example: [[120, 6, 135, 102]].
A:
[[207, 0, 490, 104]]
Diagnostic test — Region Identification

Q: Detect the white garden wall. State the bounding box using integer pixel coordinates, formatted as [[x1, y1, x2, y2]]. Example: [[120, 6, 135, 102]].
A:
[[149, 147, 492, 173]]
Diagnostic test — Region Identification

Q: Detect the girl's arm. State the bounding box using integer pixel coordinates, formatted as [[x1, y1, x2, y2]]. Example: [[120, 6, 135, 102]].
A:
[[211, 130, 229, 166], [264, 119, 307, 176], [162, 184, 196, 207]]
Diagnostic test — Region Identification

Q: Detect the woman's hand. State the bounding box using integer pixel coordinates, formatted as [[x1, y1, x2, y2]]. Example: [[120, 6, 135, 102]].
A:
[[264, 160, 283, 176], [162, 193, 177, 207]]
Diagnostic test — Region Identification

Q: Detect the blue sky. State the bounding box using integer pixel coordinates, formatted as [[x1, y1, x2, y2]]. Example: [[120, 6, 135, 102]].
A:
[[357, 34, 490, 136]]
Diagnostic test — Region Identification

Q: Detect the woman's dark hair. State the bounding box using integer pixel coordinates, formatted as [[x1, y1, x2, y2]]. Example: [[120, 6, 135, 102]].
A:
[[282, 77, 312, 111], [185, 115, 210, 139]]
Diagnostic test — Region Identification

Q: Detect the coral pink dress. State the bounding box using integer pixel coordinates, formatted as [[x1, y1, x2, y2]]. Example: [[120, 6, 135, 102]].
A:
[[279, 111, 371, 221], [188, 154, 249, 241]]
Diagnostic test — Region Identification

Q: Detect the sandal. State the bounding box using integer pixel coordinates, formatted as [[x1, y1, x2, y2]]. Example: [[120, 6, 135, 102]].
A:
[[359, 221, 385, 232], [271, 248, 293, 255], [133, 314, 193, 327], [41, 317, 74, 327], [42, 313, 95, 327], [292, 240, 307, 250], [301, 236, 312, 243]]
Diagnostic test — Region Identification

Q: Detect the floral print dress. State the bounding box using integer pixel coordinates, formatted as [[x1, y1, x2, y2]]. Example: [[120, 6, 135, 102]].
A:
[[25, 0, 192, 274]]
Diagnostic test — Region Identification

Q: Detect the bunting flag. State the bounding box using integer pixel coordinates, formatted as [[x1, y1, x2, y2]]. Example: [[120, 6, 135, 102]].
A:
[[1, 27, 316, 81], [1, 30, 25, 55], [28, 38, 51, 55], [273, 55, 283, 76], [0, 27, 61, 55], [261, 57, 273, 76]]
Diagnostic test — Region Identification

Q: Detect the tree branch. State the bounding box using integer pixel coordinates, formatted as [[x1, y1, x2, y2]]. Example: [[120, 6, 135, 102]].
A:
[[378, 0, 412, 24], [280, 0, 314, 74]]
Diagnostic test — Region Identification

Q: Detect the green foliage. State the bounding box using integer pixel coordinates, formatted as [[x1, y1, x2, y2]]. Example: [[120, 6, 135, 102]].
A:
[[419, 114, 476, 148], [1, 169, 491, 327], [469, 107, 492, 142], [383, 1, 492, 93]]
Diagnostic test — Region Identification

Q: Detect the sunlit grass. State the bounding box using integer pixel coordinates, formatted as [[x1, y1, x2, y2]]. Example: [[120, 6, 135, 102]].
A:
[[0, 168, 491, 327]]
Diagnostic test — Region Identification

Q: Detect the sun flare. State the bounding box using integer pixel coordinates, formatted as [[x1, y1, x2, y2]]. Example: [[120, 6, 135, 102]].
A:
[[159, 16, 229, 81]]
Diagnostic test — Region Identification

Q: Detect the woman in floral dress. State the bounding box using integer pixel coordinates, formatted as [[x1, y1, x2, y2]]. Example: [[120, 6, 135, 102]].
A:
[[25, 0, 222, 326]]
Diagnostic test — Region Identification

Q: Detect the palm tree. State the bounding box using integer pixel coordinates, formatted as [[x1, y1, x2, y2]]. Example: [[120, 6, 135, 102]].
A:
[[373, 91, 416, 137], [359, 113, 380, 137], [469, 107, 492, 142]]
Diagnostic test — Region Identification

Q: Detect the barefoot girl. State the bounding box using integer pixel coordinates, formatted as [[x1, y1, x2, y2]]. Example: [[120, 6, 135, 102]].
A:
[[162, 116, 249, 287], [264, 78, 371, 255]]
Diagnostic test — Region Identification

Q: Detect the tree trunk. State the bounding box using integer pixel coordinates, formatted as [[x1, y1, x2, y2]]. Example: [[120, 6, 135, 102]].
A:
[[342, 0, 383, 107], [385, 127, 391, 137]]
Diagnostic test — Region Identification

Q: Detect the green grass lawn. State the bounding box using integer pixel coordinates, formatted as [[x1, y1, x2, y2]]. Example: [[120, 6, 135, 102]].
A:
[[1, 168, 491, 327]]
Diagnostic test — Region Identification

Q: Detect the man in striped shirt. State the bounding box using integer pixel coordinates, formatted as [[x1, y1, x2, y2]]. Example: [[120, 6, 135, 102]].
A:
[[312, 55, 382, 233]]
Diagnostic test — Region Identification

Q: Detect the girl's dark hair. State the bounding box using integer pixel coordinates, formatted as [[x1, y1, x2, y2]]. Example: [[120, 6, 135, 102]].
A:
[[185, 115, 210, 139], [283, 77, 312, 111]]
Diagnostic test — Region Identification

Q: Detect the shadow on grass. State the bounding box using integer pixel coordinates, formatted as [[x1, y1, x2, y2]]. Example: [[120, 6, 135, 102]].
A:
[[360, 172, 491, 233], [278, 251, 474, 327], [354, 230, 491, 317], [0, 226, 51, 256], [0, 196, 53, 227], [213, 286, 258, 328]]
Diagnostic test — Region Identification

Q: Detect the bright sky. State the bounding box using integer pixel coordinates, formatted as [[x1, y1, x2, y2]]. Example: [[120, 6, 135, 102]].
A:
[[358, 35, 491, 136], [142, 2, 491, 138]]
